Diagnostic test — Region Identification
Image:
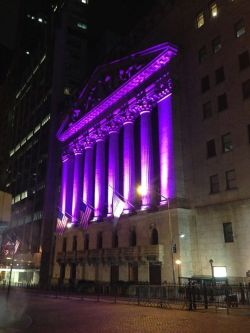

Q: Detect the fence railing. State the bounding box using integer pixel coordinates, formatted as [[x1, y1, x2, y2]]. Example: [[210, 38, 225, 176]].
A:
[[1, 282, 250, 312]]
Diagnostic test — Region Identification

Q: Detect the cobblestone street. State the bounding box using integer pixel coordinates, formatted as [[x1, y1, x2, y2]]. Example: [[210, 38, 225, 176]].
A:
[[1, 291, 250, 333]]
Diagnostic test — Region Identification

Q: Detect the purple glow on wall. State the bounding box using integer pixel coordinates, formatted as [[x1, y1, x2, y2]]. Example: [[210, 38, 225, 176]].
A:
[[65, 156, 74, 216], [158, 94, 174, 202], [83, 146, 94, 208], [94, 140, 105, 219], [108, 131, 119, 215], [140, 111, 153, 208], [123, 122, 135, 212], [58, 44, 178, 142], [61, 155, 69, 214], [71, 152, 83, 223]]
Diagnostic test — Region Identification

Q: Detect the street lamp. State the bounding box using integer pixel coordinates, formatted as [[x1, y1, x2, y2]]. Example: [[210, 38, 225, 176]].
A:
[[175, 259, 182, 285], [209, 259, 214, 284]]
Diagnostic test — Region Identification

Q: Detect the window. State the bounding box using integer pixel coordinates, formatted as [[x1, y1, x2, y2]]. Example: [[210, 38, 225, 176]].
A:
[[196, 12, 205, 29], [242, 79, 250, 99], [199, 46, 207, 63], [203, 101, 212, 119], [130, 229, 137, 247], [226, 169, 237, 189], [210, 174, 219, 193], [207, 139, 216, 158], [215, 67, 225, 84], [81, 0, 88, 3], [77, 22, 87, 30], [212, 36, 222, 54], [201, 75, 210, 93], [84, 234, 89, 250], [62, 238, 67, 252], [210, 2, 218, 18], [151, 228, 159, 245], [97, 232, 103, 249], [72, 236, 77, 251], [222, 133, 233, 153], [235, 19, 246, 38], [112, 231, 118, 248], [223, 222, 234, 243], [239, 51, 250, 71], [217, 93, 228, 112], [247, 124, 250, 143]]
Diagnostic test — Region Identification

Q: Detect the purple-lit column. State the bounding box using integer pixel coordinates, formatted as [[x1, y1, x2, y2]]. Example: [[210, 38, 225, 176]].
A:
[[108, 123, 120, 216], [71, 147, 84, 224], [140, 108, 153, 209], [123, 114, 135, 213], [94, 134, 106, 220], [61, 153, 70, 214], [83, 142, 94, 208], [158, 94, 174, 203]]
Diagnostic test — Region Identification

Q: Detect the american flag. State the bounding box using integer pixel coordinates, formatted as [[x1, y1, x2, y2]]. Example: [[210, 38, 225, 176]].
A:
[[112, 192, 125, 224], [1, 235, 20, 257], [56, 210, 68, 235], [79, 202, 92, 229]]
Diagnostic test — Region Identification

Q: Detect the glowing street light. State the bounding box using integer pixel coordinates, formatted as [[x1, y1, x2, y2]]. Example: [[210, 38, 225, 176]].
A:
[[175, 259, 182, 285]]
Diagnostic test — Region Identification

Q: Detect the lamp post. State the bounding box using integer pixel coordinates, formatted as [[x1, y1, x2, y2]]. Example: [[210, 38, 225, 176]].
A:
[[136, 185, 176, 284], [175, 259, 182, 285]]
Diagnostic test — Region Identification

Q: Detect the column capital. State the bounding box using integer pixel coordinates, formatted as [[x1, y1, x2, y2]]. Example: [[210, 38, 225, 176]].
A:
[[135, 95, 154, 115], [154, 73, 173, 103], [72, 144, 84, 155], [107, 119, 121, 134], [61, 152, 70, 163], [83, 137, 94, 149], [91, 128, 107, 142], [121, 111, 137, 125]]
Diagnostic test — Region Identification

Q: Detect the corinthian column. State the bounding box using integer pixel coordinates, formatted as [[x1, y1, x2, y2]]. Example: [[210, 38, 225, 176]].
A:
[[61, 152, 70, 214], [157, 93, 174, 203], [123, 112, 136, 213], [108, 121, 120, 216], [71, 146, 84, 224], [94, 131, 106, 220], [83, 140, 94, 209], [139, 103, 153, 210]]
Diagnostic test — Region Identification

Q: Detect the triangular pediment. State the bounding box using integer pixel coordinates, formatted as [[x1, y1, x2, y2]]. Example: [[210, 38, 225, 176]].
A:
[[58, 42, 177, 142]]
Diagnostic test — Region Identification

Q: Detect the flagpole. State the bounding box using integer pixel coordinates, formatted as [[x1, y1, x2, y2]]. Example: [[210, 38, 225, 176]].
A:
[[108, 185, 136, 209]]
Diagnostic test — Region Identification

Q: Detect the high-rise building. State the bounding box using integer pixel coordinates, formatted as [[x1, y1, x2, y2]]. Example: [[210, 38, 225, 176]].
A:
[[53, 0, 250, 285]]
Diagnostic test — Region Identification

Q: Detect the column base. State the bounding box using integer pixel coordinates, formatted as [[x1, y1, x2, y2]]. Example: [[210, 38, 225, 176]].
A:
[[160, 200, 168, 206], [123, 208, 132, 215], [141, 205, 149, 211]]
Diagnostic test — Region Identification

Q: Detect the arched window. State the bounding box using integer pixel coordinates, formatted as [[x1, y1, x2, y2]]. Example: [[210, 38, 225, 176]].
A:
[[97, 232, 103, 249], [112, 231, 118, 248], [151, 228, 159, 245], [84, 234, 89, 250], [130, 229, 136, 247]]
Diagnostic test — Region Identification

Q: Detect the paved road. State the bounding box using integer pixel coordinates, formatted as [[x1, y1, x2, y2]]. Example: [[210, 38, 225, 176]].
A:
[[1, 291, 250, 333]]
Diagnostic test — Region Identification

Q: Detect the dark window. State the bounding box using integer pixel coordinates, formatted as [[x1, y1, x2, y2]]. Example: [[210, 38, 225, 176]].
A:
[[239, 51, 250, 71], [62, 238, 67, 252], [130, 229, 137, 247], [199, 46, 207, 63], [207, 139, 216, 158], [203, 101, 212, 119], [72, 235, 77, 251], [201, 75, 210, 93], [247, 124, 250, 143], [222, 133, 233, 153], [235, 19, 246, 38], [97, 232, 103, 249], [151, 228, 159, 245], [84, 234, 89, 250], [226, 169, 237, 190], [112, 231, 118, 248], [217, 93, 228, 112], [215, 67, 225, 84], [223, 222, 234, 243], [212, 36, 222, 54], [210, 174, 219, 193], [242, 79, 250, 99]]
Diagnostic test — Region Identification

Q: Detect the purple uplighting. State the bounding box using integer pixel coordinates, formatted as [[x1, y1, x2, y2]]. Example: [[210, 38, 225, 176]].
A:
[[71, 151, 83, 223]]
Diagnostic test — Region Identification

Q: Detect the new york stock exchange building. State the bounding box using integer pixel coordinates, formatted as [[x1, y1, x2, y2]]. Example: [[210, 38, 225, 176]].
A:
[[52, 42, 250, 286]]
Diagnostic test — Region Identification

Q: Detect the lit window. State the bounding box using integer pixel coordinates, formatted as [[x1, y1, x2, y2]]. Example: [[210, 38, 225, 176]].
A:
[[38, 17, 43, 23], [77, 22, 87, 30], [9, 149, 14, 157], [223, 222, 234, 243], [210, 174, 219, 193], [196, 12, 205, 29], [34, 124, 41, 133], [81, 0, 88, 3], [235, 19, 246, 38], [226, 169, 237, 190], [222, 133, 233, 153], [212, 36, 222, 53], [14, 194, 21, 203], [25, 51, 30, 55], [210, 2, 218, 18]]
